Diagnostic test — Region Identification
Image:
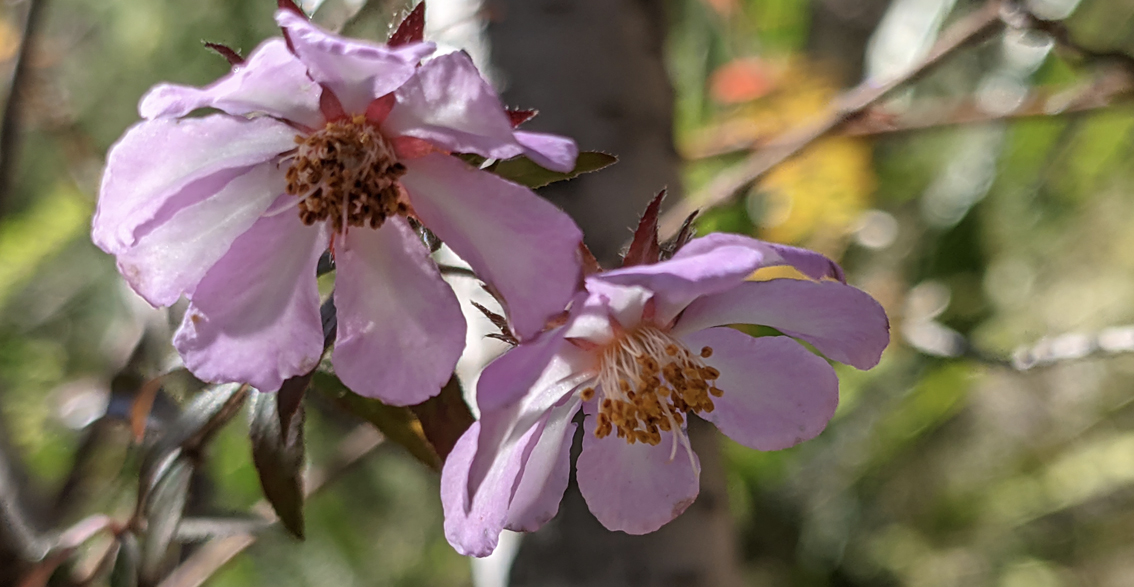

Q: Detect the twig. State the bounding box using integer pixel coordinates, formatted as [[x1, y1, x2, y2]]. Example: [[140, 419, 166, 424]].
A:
[[658, 0, 1007, 237], [682, 71, 1134, 158], [156, 426, 384, 587]]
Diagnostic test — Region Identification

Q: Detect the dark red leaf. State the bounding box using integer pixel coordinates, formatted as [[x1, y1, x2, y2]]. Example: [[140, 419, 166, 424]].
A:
[[203, 42, 244, 67], [388, 2, 426, 47], [506, 108, 538, 127], [410, 376, 473, 461], [622, 189, 666, 267], [319, 85, 348, 122], [661, 210, 699, 260]]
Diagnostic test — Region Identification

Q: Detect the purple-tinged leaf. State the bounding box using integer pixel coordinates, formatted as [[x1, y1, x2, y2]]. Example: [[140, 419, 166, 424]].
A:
[[409, 376, 473, 461], [388, 2, 426, 47], [506, 108, 538, 127], [249, 389, 306, 539], [203, 42, 244, 67], [622, 189, 665, 267], [485, 151, 617, 189]]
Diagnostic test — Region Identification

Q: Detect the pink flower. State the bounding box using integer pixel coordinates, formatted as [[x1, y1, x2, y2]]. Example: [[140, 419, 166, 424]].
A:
[[92, 9, 583, 404], [441, 234, 890, 555]]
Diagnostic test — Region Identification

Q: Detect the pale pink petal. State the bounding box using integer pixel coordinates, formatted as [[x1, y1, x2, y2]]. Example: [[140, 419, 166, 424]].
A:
[[577, 279, 653, 335], [594, 242, 766, 325], [400, 153, 583, 340], [93, 115, 297, 255], [576, 413, 700, 534], [173, 210, 327, 392], [332, 217, 466, 405], [442, 422, 516, 557], [476, 326, 592, 413], [673, 233, 845, 282], [513, 131, 577, 173], [679, 327, 839, 451], [469, 342, 592, 500], [116, 163, 284, 307], [442, 399, 581, 557], [674, 279, 890, 369], [383, 52, 522, 159], [139, 39, 323, 128], [505, 397, 580, 532], [276, 10, 434, 113]]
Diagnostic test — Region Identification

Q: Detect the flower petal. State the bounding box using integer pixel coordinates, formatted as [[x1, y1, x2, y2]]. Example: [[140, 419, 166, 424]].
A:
[[476, 326, 592, 413], [674, 279, 890, 369], [672, 233, 845, 282], [332, 217, 466, 405], [442, 422, 515, 557], [576, 414, 700, 534], [469, 339, 592, 502], [173, 209, 327, 392], [384, 52, 522, 159], [679, 327, 839, 451], [139, 39, 323, 128], [93, 115, 297, 255], [442, 398, 580, 557], [276, 10, 433, 113], [514, 131, 578, 173], [400, 153, 583, 340], [505, 397, 580, 532], [116, 163, 284, 306], [594, 242, 766, 325]]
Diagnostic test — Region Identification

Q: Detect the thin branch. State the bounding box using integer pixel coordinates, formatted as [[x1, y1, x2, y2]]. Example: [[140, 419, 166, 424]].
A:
[[659, 0, 1008, 237], [156, 426, 384, 587]]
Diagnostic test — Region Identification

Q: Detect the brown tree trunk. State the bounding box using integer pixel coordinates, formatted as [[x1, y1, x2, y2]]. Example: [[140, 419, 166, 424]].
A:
[[488, 1, 744, 585]]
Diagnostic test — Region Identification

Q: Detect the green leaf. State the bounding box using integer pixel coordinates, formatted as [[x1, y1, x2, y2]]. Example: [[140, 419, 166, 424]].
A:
[[140, 456, 192, 584], [248, 389, 306, 539], [409, 376, 474, 461], [486, 151, 618, 189], [110, 533, 139, 587], [312, 372, 442, 470]]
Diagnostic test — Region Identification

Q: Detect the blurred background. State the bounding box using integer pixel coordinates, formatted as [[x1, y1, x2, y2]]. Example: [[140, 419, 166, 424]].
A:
[[3, 0, 1134, 585]]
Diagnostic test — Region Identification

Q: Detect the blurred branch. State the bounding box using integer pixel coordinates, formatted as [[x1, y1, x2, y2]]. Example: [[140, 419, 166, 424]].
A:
[[0, 0, 45, 216], [155, 426, 384, 587], [658, 0, 1007, 237], [903, 319, 1134, 371]]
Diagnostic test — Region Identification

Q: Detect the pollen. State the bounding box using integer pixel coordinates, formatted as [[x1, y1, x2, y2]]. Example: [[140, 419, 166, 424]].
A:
[[590, 326, 722, 450], [285, 115, 408, 233]]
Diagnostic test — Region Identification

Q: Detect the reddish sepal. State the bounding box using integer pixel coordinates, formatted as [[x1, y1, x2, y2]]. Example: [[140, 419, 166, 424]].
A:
[[389, 2, 426, 47], [204, 42, 244, 67], [506, 108, 538, 127], [365, 93, 397, 125], [621, 189, 665, 267], [319, 85, 348, 122], [277, 0, 307, 18], [392, 136, 436, 159]]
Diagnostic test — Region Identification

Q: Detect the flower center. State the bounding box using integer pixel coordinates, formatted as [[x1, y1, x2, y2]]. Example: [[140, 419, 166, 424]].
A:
[[285, 115, 408, 232], [581, 326, 722, 448]]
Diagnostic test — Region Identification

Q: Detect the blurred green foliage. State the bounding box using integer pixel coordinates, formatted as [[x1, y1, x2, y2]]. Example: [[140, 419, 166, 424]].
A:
[[2, 0, 1134, 585]]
